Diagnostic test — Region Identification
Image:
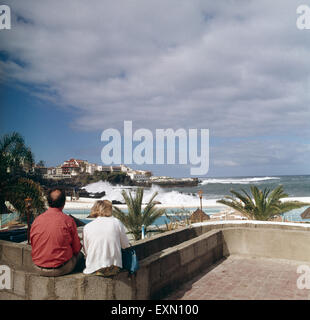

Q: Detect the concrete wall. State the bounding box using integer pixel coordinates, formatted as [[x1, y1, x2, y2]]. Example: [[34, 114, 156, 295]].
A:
[[222, 227, 310, 262], [0, 228, 223, 300], [0, 267, 135, 300], [138, 229, 223, 299], [1, 221, 310, 300]]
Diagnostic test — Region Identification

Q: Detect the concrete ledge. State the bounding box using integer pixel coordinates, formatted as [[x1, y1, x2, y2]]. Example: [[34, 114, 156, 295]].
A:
[[222, 227, 310, 262], [143, 229, 224, 299], [0, 241, 24, 268], [1, 221, 310, 300]]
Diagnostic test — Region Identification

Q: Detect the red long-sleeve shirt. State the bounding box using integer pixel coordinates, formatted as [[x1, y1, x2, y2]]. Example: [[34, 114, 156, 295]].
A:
[[30, 207, 81, 268]]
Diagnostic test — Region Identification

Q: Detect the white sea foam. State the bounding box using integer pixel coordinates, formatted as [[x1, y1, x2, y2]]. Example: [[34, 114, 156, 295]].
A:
[[66, 178, 308, 211], [200, 177, 280, 185], [82, 180, 201, 207]]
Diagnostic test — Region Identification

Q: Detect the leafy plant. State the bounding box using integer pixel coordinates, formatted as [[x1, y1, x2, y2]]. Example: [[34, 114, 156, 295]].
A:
[[0, 132, 46, 222], [164, 207, 192, 230], [112, 188, 165, 240], [217, 185, 307, 221]]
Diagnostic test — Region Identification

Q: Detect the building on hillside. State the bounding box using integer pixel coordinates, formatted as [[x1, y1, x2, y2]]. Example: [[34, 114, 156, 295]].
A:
[[111, 166, 122, 172], [120, 165, 131, 173], [43, 173, 72, 180], [97, 165, 130, 173], [56, 166, 63, 175], [100, 166, 112, 173], [86, 163, 97, 175], [47, 167, 56, 175], [96, 165, 103, 172], [61, 158, 87, 176], [34, 165, 48, 175], [76, 159, 89, 172], [127, 170, 152, 181], [44, 167, 72, 179]]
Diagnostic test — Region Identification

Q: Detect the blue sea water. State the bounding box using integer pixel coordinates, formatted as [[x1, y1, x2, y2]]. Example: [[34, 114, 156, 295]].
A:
[[178, 175, 310, 199], [1, 175, 309, 227], [192, 175, 310, 223]]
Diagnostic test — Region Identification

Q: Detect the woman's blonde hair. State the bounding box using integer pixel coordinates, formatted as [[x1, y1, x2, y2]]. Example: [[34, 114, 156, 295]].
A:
[[90, 200, 112, 218]]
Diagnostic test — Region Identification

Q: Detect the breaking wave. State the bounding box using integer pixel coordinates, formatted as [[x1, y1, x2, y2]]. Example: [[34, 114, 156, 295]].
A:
[[83, 181, 201, 207], [200, 177, 280, 185]]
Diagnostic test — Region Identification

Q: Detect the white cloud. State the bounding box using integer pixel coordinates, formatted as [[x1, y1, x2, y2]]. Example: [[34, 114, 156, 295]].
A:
[[0, 0, 309, 172], [211, 140, 310, 168]]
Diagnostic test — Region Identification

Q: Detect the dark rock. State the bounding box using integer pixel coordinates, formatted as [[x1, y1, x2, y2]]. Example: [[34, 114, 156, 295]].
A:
[[112, 200, 124, 205], [78, 190, 105, 199]]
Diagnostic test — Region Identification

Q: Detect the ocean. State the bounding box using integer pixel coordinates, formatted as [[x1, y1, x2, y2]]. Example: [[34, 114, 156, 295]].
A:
[[83, 175, 310, 207], [1, 175, 309, 228], [174, 175, 310, 199], [79, 175, 310, 224]]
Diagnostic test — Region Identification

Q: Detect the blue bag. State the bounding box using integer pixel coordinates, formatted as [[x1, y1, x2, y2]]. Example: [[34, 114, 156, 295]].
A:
[[121, 247, 139, 274]]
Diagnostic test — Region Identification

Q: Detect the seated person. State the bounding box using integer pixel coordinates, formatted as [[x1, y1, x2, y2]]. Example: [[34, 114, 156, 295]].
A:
[[83, 200, 130, 277], [30, 188, 83, 276]]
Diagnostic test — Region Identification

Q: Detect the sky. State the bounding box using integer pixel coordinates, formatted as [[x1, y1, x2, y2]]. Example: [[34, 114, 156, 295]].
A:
[[0, 0, 309, 178]]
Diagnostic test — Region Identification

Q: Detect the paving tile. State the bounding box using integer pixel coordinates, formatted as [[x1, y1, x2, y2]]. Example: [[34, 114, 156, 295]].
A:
[[164, 255, 310, 300]]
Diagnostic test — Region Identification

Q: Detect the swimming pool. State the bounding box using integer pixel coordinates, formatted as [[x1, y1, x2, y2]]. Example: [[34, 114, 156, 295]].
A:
[[65, 205, 310, 225], [282, 206, 310, 222], [2, 205, 308, 228], [0, 212, 19, 227], [63, 207, 225, 226]]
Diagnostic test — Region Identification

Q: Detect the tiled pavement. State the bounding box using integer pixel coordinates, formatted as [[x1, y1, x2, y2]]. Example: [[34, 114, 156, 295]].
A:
[[164, 255, 310, 300]]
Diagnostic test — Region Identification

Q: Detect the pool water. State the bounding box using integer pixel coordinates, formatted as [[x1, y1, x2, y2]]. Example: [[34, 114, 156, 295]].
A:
[[65, 205, 310, 225], [0, 212, 20, 227], [64, 207, 225, 226], [2, 206, 309, 228], [282, 206, 310, 222]]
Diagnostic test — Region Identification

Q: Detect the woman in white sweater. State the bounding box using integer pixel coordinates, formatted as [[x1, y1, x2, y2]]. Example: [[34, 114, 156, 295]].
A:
[[82, 200, 130, 276]]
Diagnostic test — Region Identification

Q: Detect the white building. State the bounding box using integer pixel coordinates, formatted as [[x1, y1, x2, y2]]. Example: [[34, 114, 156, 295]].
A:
[[56, 166, 63, 175], [47, 167, 56, 175], [86, 163, 97, 175], [127, 170, 152, 181], [120, 164, 131, 173]]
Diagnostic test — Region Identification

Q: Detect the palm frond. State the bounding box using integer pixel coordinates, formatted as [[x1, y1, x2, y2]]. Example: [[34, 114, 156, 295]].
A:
[[113, 188, 165, 240], [5, 178, 46, 222], [217, 185, 306, 221]]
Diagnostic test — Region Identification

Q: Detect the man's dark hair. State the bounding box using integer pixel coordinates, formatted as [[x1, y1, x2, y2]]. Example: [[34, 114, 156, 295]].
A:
[[47, 188, 66, 208]]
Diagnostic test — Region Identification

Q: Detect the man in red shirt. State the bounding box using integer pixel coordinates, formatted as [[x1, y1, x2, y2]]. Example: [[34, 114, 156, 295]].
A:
[[30, 188, 83, 276]]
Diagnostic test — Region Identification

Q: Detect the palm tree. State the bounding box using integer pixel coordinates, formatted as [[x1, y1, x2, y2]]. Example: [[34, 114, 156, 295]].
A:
[[4, 178, 46, 223], [217, 185, 307, 221], [0, 132, 34, 175], [112, 188, 166, 240], [0, 132, 46, 223], [36, 160, 45, 167]]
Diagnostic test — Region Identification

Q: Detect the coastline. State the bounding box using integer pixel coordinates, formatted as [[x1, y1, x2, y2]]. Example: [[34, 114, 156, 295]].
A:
[[64, 196, 310, 210]]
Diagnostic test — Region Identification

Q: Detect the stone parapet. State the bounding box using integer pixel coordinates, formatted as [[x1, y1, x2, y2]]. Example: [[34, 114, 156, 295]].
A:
[[1, 221, 310, 300]]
